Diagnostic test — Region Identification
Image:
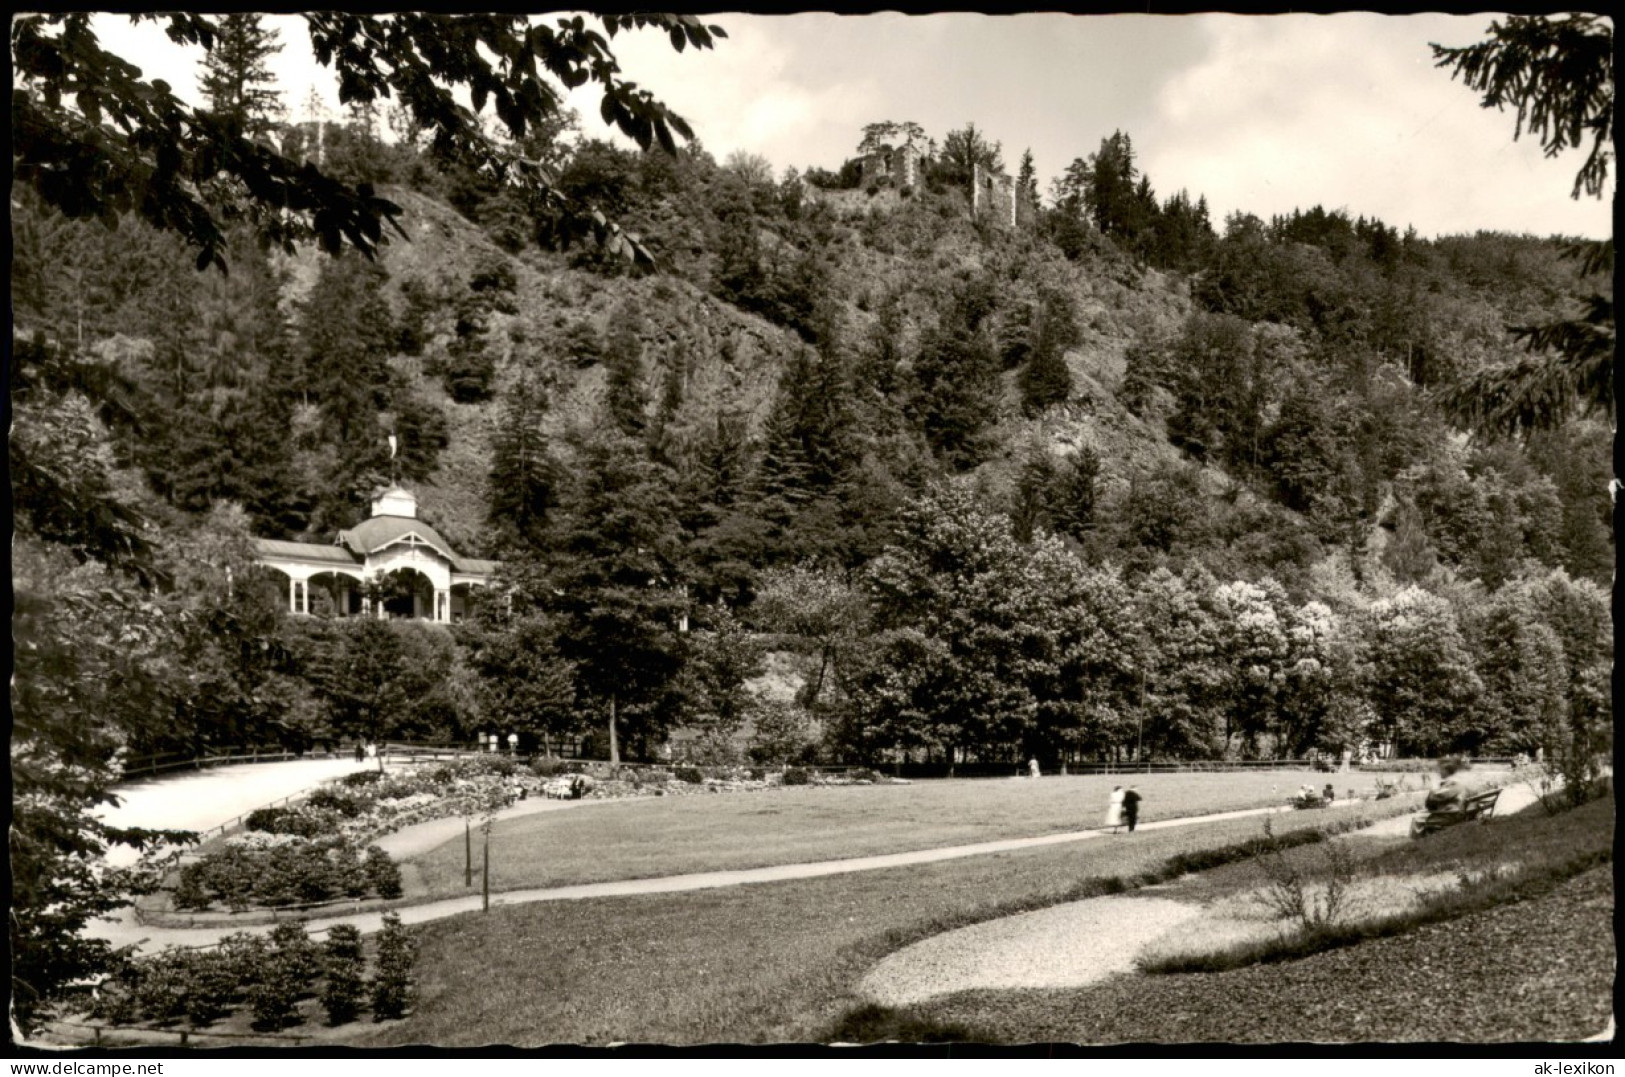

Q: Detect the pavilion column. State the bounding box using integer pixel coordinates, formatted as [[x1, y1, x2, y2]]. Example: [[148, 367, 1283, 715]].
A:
[[289, 576, 299, 614], [435, 589, 450, 623]]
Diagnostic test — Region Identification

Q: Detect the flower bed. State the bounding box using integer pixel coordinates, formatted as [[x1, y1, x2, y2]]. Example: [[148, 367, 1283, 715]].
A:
[[173, 835, 401, 912], [239, 758, 525, 849]]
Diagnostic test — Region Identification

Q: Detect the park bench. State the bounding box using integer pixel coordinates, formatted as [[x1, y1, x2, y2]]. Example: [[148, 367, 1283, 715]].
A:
[[1409, 786, 1502, 838]]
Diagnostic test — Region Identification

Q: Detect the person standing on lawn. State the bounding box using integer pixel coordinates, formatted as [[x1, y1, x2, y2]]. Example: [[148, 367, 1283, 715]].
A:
[[1122, 786, 1142, 832], [1104, 786, 1125, 832]]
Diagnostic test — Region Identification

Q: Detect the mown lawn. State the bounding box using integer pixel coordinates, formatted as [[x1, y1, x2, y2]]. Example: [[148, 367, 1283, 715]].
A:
[[835, 794, 1615, 1044], [353, 800, 1411, 1047], [410, 770, 1413, 896]]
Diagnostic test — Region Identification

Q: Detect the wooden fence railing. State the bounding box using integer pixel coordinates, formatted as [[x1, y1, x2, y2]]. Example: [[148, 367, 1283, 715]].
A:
[[118, 747, 308, 781], [45, 1018, 313, 1047]]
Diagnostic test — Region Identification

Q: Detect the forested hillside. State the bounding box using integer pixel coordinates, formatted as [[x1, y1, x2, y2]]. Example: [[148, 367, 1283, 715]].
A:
[[12, 41, 1612, 778]]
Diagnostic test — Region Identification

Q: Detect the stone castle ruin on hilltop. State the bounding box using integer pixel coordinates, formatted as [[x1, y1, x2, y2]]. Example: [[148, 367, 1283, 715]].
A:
[[851, 134, 1018, 229], [858, 142, 924, 192], [971, 162, 1017, 229]]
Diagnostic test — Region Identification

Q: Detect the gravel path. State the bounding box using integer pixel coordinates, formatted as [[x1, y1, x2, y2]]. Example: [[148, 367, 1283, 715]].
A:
[[859, 895, 1205, 1007], [913, 866, 1616, 1043], [96, 757, 372, 867], [859, 780, 1553, 1006]]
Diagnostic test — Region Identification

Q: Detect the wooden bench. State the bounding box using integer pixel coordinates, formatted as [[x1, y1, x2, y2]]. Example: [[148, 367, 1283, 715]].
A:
[[1410, 787, 1502, 838]]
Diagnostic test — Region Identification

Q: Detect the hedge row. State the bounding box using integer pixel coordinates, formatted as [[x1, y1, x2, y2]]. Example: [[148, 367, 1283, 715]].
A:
[[93, 917, 417, 1031]]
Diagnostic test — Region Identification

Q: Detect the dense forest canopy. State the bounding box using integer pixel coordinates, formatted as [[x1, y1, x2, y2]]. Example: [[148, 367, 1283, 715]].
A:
[[10, 12, 1614, 1030]]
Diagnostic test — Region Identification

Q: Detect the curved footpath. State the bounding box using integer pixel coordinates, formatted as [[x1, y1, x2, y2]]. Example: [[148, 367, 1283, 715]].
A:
[[858, 781, 1546, 1007], [96, 757, 375, 868], [88, 797, 1342, 954]]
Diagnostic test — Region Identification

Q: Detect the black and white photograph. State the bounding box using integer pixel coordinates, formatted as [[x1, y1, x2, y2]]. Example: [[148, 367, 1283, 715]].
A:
[[10, 9, 1615, 1054]]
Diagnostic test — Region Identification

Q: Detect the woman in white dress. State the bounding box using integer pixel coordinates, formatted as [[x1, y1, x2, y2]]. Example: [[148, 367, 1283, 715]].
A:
[[1104, 786, 1125, 832]]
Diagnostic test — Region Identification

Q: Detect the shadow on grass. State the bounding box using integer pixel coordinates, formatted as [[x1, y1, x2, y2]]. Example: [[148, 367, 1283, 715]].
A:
[[827, 1003, 976, 1044]]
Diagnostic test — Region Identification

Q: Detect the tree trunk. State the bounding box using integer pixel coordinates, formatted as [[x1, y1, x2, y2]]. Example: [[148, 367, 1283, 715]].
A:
[[608, 693, 620, 767]]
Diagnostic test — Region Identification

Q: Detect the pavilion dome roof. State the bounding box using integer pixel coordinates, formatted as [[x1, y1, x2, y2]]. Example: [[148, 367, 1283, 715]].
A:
[[337, 515, 458, 561]]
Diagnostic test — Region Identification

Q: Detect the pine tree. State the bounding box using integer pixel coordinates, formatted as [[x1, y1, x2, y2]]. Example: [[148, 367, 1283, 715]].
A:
[[1011, 440, 1059, 543], [1019, 290, 1079, 416], [488, 373, 555, 552], [545, 428, 688, 765], [602, 315, 648, 438], [197, 14, 284, 141], [1016, 148, 1039, 221], [910, 287, 1003, 471], [1051, 447, 1100, 542]]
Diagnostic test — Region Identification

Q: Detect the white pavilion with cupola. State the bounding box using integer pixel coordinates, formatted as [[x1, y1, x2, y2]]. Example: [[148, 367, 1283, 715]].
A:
[[253, 487, 499, 623]]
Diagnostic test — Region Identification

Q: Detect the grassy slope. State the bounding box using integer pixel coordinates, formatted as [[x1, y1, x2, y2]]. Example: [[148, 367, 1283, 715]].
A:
[[893, 866, 1613, 1045], [407, 771, 1415, 896], [356, 802, 1410, 1047], [848, 795, 1614, 1044]]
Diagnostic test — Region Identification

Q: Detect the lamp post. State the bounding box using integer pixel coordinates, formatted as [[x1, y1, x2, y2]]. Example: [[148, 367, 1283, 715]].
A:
[[1136, 667, 1147, 769]]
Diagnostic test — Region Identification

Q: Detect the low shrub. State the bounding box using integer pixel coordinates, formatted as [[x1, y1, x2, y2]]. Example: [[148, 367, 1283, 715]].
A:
[[1357, 759, 1437, 773], [675, 766, 704, 785], [848, 767, 881, 783], [248, 963, 303, 1031], [176, 837, 398, 911], [246, 807, 293, 833], [215, 932, 269, 990], [371, 913, 416, 1021], [341, 769, 383, 787], [181, 949, 238, 1026], [782, 767, 811, 787], [321, 954, 367, 1026], [129, 951, 189, 1026], [90, 977, 141, 1026], [323, 924, 365, 965], [321, 925, 367, 1025], [365, 846, 403, 899], [306, 789, 362, 817], [244, 806, 329, 838], [529, 757, 576, 778], [269, 922, 323, 990]]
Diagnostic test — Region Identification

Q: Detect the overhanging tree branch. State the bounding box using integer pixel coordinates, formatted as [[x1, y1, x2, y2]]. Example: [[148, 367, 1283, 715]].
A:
[[11, 13, 725, 272]]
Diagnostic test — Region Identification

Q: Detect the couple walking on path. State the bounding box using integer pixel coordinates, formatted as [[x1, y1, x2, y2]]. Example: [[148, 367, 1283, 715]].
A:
[[1104, 785, 1141, 833]]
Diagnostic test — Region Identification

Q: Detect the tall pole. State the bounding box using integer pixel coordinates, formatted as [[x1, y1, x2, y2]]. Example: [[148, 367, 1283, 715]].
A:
[[481, 827, 490, 913], [464, 818, 472, 888], [1136, 667, 1146, 768]]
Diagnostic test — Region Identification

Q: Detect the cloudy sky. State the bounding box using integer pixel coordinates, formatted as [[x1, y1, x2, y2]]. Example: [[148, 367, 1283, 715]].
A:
[[93, 12, 1612, 239]]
